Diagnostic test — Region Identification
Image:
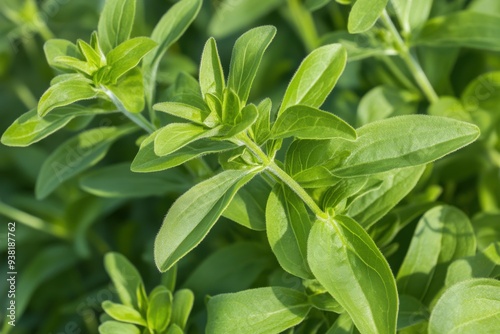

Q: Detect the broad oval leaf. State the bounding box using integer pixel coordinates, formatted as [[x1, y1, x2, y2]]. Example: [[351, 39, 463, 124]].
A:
[[147, 286, 172, 332], [266, 184, 314, 279], [279, 44, 346, 115], [106, 37, 157, 83], [271, 105, 356, 140], [154, 169, 258, 272], [332, 115, 480, 178], [412, 11, 500, 51], [154, 123, 220, 157], [397, 205, 477, 305], [44, 39, 81, 70], [98, 321, 140, 334], [206, 287, 311, 334], [102, 301, 146, 326], [308, 215, 398, 334], [154, 102, 208, 125], [348, 0, 388, 34], [97, 0, 136, 53], [104, 252, 145, 311], [170, 289, 194, 330], [38, 77, 97, 117], [429, 279, 500, 334], [227, 26, 277, 104], [104, 68, 146, 113], [35, 125, 135, 199], [392, 0, 432, 33]]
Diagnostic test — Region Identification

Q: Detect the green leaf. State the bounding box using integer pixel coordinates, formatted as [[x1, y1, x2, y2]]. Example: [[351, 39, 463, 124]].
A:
[[166, 324, 184, 334], [325, 313, 355, 334], [154, 169, 258, 272], [206, 287, 311, 334], [170, 289, 194, 330], [397, 205, 477, 305], [43, 39, 81, 70], [391, 0, 433, 33], [54, 56, 97, 76], [473, 213, 500, 250], [320, 176, 375, 211], [97, 0, 136, 53], [397, 295, 429, 330], [347, 0, 388, 34], [105, 37, 157, 83], [279, 44, 346, 115], [208, 0, 284, 38], [131, 130, 235, 173], [104, 68, 145, 113], [266, 184, 313, 279], [445, 242, 500, 286], [182, 242, 272, 298], [38, 77, 97, 117], [147, 286, 173, 332], [249, 98, 272, 144], [227, 26, 276, 104], [154, 123, 220, 157], [98, 321, 140, 334], [332, 115, 480, 178], [308, 215, 398, 334], [1, 106, 111, 147], [306, 0, 332, 11], [77, 39, 102, 68], [413, 11, 500, 51], [35, 125, 135, 199], [142, 0, 202, 106], [80, 163, 188, 198], [223, 176, 271, 231], [104, 252, 145, 311], [271, 105, 356, 140], [200, 37, 225, 99], [320, 31, 387, 62], [347, 166, 426, 228], [221, 103, 259, 138], [429, 279, 500, 334], [102, 301, 146, 326], [356, 86, 419, 127], [154, 101, 207, 125]]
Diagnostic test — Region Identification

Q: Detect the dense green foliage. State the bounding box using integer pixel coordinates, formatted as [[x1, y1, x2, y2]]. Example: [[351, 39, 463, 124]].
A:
[[1, 0, 500, 333]]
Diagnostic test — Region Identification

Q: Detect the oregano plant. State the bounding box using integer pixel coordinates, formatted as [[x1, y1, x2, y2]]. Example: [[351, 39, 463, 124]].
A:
[[1, 0, 500, 333]]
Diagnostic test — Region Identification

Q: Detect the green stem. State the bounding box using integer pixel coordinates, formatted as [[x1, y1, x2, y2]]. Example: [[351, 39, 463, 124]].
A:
[[35, 20, 54, 41], [0, 201, 69, 239], [380, 10, 439, 103], [238, 134, 325, 217], [102, 87, 156, 134]]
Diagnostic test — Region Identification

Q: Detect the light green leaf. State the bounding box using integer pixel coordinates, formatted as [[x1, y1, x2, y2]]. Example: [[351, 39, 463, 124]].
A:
[[105, 37, 157, 83], [320, 176, 373, 211], [208, 0, 284, 38], [38, 77, 97, 117], [227, 26, 276, 104], [35, 125, 135, 199], [1, 106, 112, 147], [43, 39, 81, 70], [429, 279, 500, 334], [347, 166, 425, 228], [98, 321, 140, 334], [153, 102, 208, 125], [221, 103, 259, 138], [170, 289, 194, 330], [200, 37, 225, 99], [446, 242, 500, 287], [266, 184, 313, 279], [80, 163, 188, 198], [147, 286, 172, 332], [413, 11, 500, 51], [356, 86, 419, 126], [154, 123, 220, 157], [332, 115, 480, 178], [97, 0, 136, 53], [221, 88, 241, 124], [166, 324, 184, 334], [104, 68, 145, 113], [102, 301, 146, 326], [142, 0, 202, 106], [77, 39, 102, 68], [154, 169, 258, 272], [131, 129, 235, 173], [223, 176, 271, 231], [397, 205, 477, 305], [104, 252, 145, 311], [206, 287, 311, 334], [54, 56, 97, 76], [348, 0, 388, 33], [249, 98, 272, 144], [279, 44, 346, 115], [308, 215, 398, 334], [182, 242, 273, 298], [272, 105, 356, 140], [391, 0, 433, 33]]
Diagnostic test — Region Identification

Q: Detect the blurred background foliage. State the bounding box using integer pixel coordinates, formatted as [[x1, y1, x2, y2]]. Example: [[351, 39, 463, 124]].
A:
[[1, 0, 500, 333]]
